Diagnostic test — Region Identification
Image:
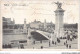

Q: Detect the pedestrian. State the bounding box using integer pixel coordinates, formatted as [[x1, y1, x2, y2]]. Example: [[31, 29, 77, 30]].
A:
[[52, 41, 54, 44], [55, 42, 56, 45], [33, 41, 35, 44], [3, 45, 4, 48], [69, 45, 71, 49], [66, 40, 67, 43], [5, 44, 7, 48], [41, 46, 43, 49], [9, 44, 12, 48], [70, 39, 72, 41], [40, 40, 42, 43], [33, 47, 34, 49], [20, 44, 24, 49], [49, 41, 50, 47], [66, 44, 68, 48], [64, 42, 65, 45]]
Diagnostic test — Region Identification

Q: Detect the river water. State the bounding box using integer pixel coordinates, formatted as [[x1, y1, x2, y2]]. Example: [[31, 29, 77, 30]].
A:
[[3, 34, 27, 44]]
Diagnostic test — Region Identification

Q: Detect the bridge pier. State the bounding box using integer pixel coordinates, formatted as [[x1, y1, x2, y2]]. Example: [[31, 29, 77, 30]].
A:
[[49, 33, 57, 46], [54, 2, 65, 38], [27, 27, 32, 45]]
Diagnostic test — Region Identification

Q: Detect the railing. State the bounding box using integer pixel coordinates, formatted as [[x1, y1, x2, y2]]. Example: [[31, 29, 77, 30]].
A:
[[36, 30, 51, 40]]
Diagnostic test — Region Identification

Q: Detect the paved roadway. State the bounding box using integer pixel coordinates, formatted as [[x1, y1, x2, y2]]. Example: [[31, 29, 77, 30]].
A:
[[23, 39, 78, 49]]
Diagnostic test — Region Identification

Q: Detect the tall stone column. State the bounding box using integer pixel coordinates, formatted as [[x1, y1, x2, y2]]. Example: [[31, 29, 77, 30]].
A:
[[27, 27, 31, 38], [27, 27, 32, 45], [23, 18, 27, 34], [44, 19, 47, 29], [54, 2, 65, 37]]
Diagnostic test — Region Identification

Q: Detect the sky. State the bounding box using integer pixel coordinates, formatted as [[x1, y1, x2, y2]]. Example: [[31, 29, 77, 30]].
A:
[[1, 0, 79, 24]]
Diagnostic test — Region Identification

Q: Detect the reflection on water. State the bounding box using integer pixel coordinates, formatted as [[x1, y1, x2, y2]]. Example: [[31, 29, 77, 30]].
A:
[[3, 34, 27, 44]]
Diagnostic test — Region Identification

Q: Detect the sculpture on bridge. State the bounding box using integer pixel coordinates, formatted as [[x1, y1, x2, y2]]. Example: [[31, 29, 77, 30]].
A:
[[54, 1, 62, 9]]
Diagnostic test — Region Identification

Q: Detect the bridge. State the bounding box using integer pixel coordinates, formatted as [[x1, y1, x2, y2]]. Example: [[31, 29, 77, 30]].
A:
[[28, 28, 53, 41]]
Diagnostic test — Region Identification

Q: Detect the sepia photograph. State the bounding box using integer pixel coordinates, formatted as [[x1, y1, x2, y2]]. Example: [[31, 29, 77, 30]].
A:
[[1, 0, 79, 49]]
